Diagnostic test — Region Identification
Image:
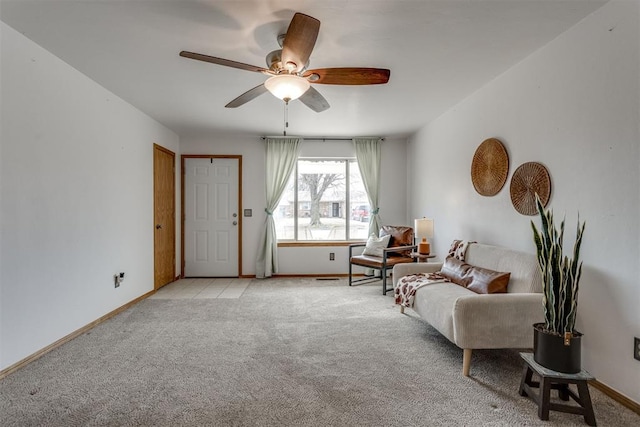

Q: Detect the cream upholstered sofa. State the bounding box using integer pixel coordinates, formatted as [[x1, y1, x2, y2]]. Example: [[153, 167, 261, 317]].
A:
[[392, 243, 544, 376]]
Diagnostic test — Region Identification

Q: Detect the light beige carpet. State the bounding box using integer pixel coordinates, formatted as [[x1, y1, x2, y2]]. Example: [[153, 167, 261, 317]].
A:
[[1, 278, 638, 426]]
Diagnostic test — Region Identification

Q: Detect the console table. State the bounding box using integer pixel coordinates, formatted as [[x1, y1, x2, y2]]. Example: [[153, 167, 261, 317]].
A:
[[519, 352, 596, 426]]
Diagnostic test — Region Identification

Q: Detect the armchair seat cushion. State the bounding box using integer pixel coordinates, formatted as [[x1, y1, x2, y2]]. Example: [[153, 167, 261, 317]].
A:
[[350, 254, 416, 269]]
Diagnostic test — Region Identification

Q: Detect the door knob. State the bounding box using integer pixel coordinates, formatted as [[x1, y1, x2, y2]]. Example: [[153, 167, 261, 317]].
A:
[[233, 213, 238, 218], [156, 224, 162, 229], [232, 221, 237, 226]]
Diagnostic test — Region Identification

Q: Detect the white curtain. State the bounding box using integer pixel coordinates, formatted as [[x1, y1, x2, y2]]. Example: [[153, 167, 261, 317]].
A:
[[353, 137, 382, 237], [255, 137, 302, 278]]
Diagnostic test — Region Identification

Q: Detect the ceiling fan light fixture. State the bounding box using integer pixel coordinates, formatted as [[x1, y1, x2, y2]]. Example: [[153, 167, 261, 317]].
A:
[[181, 12, 389, 111], [265, 74, 310, 102]]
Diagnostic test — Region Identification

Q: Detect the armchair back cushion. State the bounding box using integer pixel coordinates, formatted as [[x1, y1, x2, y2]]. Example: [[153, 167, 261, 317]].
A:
[[379, 225, 414, 256]]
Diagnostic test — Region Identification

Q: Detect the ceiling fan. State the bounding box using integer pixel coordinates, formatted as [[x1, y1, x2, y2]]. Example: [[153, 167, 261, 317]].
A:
[[179, 12, 390, 113]]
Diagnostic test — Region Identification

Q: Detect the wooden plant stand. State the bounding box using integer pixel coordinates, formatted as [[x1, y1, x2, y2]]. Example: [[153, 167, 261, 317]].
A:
[[519, 352, 596, 426]]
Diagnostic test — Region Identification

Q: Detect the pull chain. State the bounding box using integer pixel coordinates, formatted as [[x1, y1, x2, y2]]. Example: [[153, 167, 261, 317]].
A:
[[283, 100, 289, 136]]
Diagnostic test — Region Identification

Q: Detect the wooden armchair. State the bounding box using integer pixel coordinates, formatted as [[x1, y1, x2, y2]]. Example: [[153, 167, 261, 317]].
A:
[[348, 225, 417, 295]]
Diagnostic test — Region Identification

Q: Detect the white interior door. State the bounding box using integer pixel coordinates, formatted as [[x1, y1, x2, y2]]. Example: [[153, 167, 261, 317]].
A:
[[184, 157, 239, 277]]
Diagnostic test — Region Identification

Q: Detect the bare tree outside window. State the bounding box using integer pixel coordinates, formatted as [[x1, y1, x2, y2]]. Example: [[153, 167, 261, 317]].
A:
[[299, 173, 342, 227], [274, 159, 369, 241]]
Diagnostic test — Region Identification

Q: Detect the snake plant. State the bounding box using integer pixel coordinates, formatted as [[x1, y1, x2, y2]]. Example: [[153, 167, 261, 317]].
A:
[[531, 194, 586, 336]]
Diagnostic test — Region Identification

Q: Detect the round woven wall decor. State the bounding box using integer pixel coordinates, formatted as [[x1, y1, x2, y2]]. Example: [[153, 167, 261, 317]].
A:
[[471, 138, 509, 196], [510, 162, 552, 216]]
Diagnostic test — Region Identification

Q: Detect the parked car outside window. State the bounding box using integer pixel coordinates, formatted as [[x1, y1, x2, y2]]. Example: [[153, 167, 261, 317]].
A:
[[351, 205, 369, 222]]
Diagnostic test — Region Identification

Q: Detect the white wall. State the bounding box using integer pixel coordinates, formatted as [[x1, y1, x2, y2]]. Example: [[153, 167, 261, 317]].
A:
[[407, 1, 640, 402], [0, 23, 180, 369], [180, 135, 408, 276]]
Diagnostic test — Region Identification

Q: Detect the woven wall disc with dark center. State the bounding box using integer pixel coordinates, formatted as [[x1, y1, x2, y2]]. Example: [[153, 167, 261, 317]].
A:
[[471, 138, 509, 196], [510, 162, 551, 215]]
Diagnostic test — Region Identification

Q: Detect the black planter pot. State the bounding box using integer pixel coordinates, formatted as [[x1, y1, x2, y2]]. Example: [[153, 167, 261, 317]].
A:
[[533, 323, 582, 374]]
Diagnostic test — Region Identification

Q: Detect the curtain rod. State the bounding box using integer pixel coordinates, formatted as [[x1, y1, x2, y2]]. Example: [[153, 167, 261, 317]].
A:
[[261, 137, 385, 141]]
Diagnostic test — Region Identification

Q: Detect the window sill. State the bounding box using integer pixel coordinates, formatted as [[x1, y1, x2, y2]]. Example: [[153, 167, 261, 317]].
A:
[[278, 241, 365, 247]]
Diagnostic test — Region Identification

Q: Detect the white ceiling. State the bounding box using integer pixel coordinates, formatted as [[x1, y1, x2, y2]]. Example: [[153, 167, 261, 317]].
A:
[[1, 0, 607, 138]]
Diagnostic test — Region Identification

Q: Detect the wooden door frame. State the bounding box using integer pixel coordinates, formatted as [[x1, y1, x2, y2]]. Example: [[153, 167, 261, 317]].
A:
[[153, 143, 176, 289], [181, 155, 243, 278]]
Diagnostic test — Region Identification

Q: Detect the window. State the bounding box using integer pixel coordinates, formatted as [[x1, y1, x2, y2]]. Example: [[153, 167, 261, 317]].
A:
[[274, 158, 369, 241]]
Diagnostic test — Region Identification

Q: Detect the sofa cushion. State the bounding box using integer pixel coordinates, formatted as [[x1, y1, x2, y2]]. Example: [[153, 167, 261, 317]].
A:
[[438, 257, 510, 294], [466, 266, 511, 294], [412, 282, 475, 343], [464, 244, 541, 293], [438, 257, 472, 286], [362, 234, 391, 257]]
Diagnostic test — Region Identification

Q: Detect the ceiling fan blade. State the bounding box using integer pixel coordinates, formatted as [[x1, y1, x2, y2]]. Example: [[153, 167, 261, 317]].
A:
[[225, 84, 269, 108], [180, 51, 269, 74], [303, 68, 390, 85], [298, 86, 330, 112], [281, 13, 320, 73]]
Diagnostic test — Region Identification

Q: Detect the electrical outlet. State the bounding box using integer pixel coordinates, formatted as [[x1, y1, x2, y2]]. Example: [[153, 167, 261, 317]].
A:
[[329, 252, 335, 261], [114, 272, 125, 288], [634, 337, 640, 361]]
